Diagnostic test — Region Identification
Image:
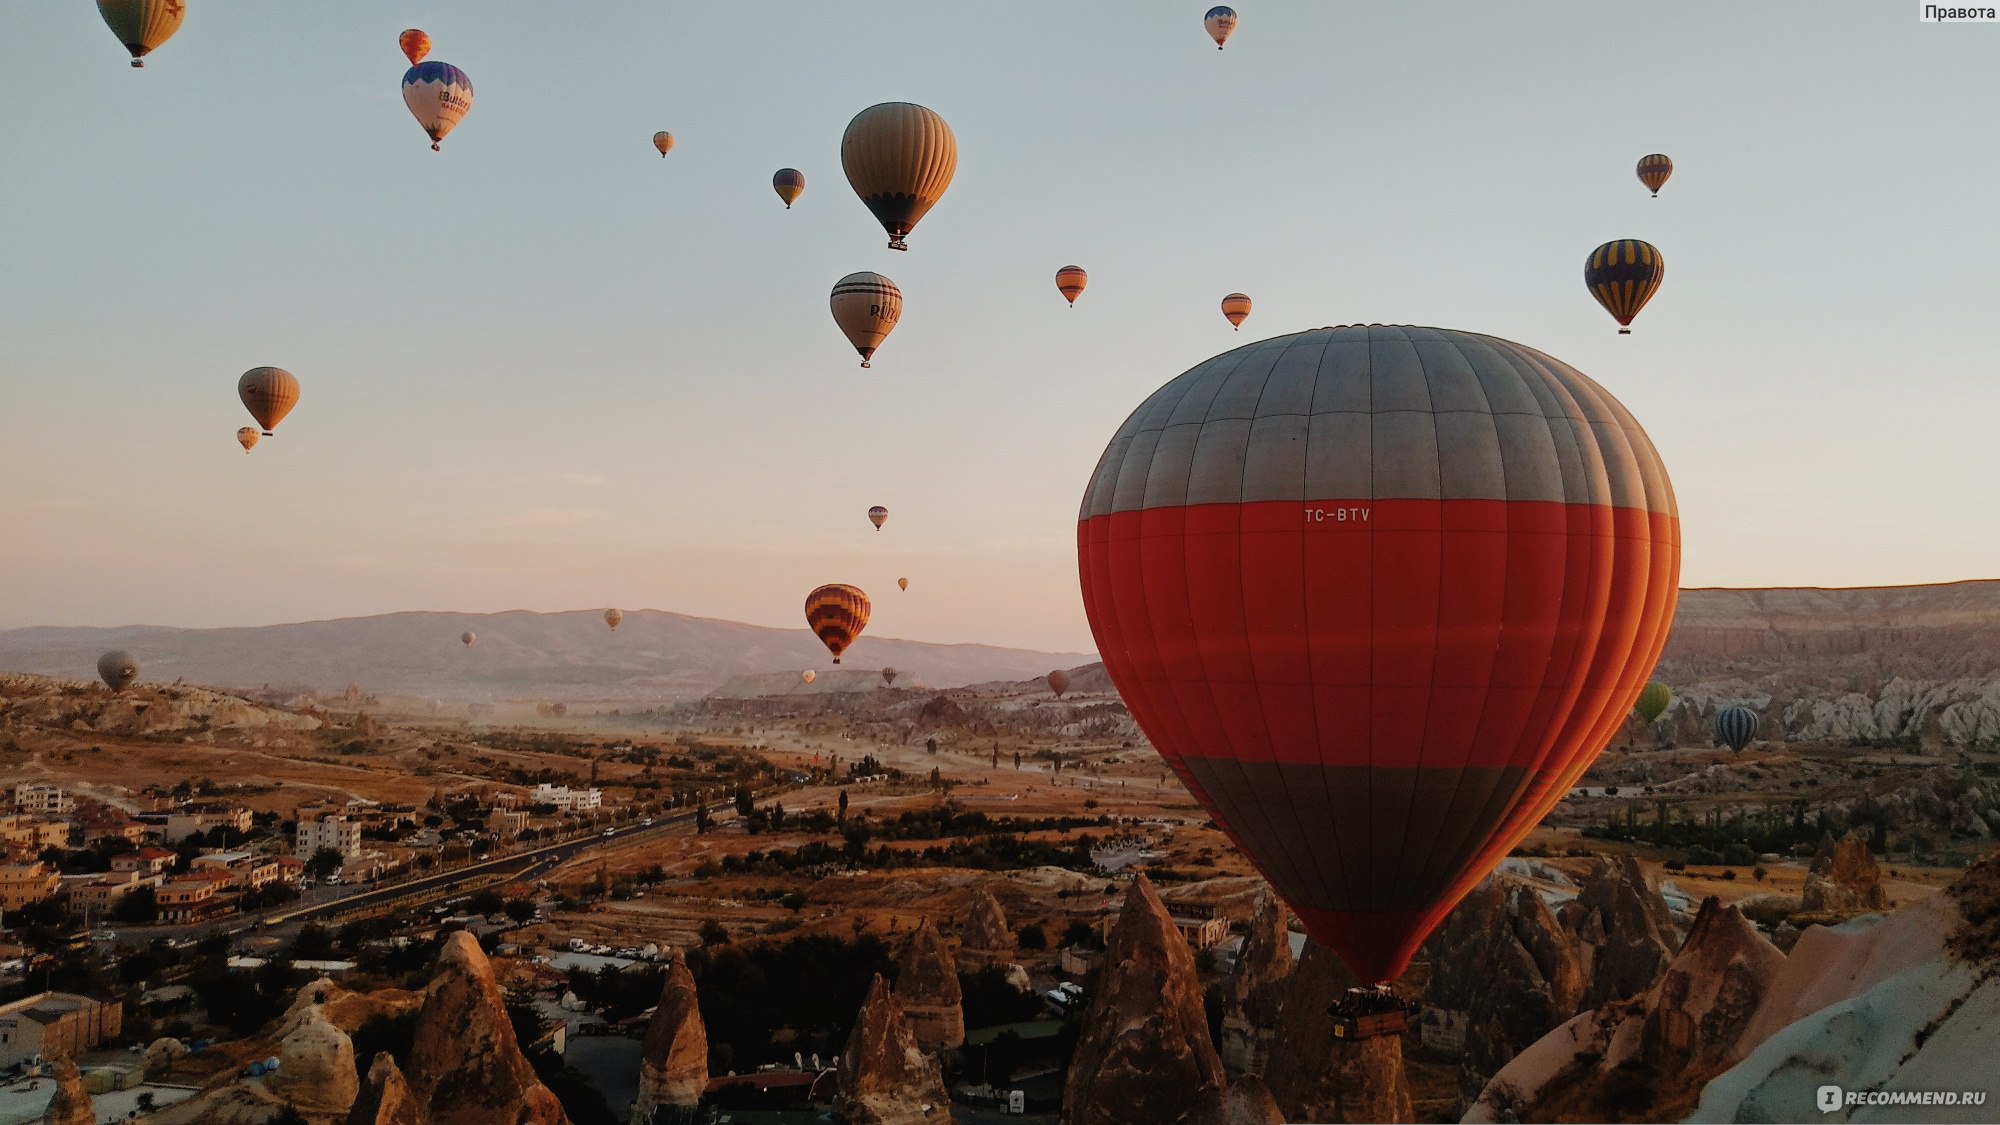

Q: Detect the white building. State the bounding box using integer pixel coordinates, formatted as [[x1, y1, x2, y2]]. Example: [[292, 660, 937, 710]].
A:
[[531, 784, 602, 813], [12, 784, 73, 816], [294, 815, 362, 860]]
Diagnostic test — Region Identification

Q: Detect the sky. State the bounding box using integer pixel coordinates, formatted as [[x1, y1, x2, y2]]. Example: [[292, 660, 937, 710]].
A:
[[2, 2, 1997, 654]]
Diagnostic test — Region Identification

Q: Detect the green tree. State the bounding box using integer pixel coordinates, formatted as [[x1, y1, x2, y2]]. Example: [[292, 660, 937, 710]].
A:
[[504, 898, 538, 924], [1017, 923, 1047, 951], [734, 785, 755, 817], [305, 848, 344, 881], [290, 923, 334, 961], [838, 789, 849, 822], [700, 920, 730, 947], [113, 885, 159, 924]]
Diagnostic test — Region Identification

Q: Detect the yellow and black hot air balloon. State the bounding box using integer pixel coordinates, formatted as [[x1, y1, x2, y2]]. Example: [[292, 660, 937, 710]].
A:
[[868, 506, 888, 530], [898, 577, 909, 591], [238, 367, 299, 436], [881, 667, 898, 686], [841, 102, 957, 251], [831, 272, 902, 367], [604, 608, 623, 631], [1585, 240, 1665, 334], [653, 131, 675, 157], [1056, 266, 1088, 307], [97, 651, 140, 691], [805, 584, 870, 664], [1636, 154, 1673, 197], [1221, 293, 1252, 330], [98, 0, 185, 68], [399, 28, 430, 66], [773, 168, 805, 209], [236, 427, 259, 454]]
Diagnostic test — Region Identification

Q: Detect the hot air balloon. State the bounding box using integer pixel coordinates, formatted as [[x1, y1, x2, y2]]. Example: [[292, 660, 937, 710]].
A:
[[98, 0, 185, 68], [1204, 6, 1239, 49], [402, 61, 473, 151], [841, 102, 957, 251], [831, 272, 902, 367], [802, 670, 817, 684], [653, 131, 675, 157], [97, 651, 140, 692], [1635, 681, 1672, 724], [236, 427, 259, 454], [805, 584, 871, 664], [898, 577, 909, 591], [868, 506, 889, 530], [1585, 240, 1664, 334], [461, 631, 476, 647], [882, 667, 899, 686], [1047, 669, 1070, 698], [773, 168, 805, 209], [398, 28, 431, 66], [238, 368, 299, 436], [1078, 324, 1680, 985], [1636, 154, 1673, 197], [605, 609, 623, 631], [1715, 706, 1758, 752], [1221, 293, 1252, 330], [1054, 266, 1090, 308]]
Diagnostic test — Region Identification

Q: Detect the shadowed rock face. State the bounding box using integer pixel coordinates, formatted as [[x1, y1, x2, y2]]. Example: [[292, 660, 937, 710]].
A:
[[1570, 854, 1679, 1006], [1640, 898, 1788, 1067], [836, 975, 955, 1125], [346, 1053, 423, 1125], [634, 953, 708, 1116], [961, 889, 1015, 963], [1220, 889, 1294, 1074], [1263, 942, 1413, 1125], [406, 932, 570, 1125], [1801, 829, 1890, 913], [898, 917, 966, 1053], [42, 1057, 95, 1125], [1185, 1076, 1287, 1125], [1062, 874, 1226, 1125]]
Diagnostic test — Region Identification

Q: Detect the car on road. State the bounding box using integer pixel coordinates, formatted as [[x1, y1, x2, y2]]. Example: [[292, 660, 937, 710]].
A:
[[602, 828, 615, 837]]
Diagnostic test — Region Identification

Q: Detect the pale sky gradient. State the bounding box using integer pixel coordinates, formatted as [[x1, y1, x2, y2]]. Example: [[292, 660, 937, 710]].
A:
[[3, 2, 1996, 653]]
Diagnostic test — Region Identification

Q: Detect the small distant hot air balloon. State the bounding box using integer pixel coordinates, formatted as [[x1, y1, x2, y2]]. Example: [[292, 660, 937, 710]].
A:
[[398, 28, 431, 66], [898, 577, 909, 591], [402, 61, 474, 151], [1204, 6, 1239, 49], [868, 506, 889, 530], [1056, 266, 1088, 307], [1635, 681, 1672, 724], [1715, 706, 1758, 752], [805, 584, 871, 664], [98, 0, 185, 68], [653, 131, 675, 157], [1047, 669, 1070, 698], [831, 272, 902, 367], [236, 427, 259, 454], [238, 367, 299, 436], [1636, 154, 1673, 197], [1220, 293, 1252, 329], [1585, 240, 1664, 334], [97, 651, 139, 692], [461, 631, 476, 647], [604, 608, 623, 631], [841, 103, 957, 251], [802, 670, 816, 684], [881, 667, 899, 686], [773, 168, 805, 209]]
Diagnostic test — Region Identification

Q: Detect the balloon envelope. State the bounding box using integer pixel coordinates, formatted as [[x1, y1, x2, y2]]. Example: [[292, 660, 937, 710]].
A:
[[402, 61, 474, 151], [98, 0, 184, 66], [831, 273, 902, 367], [802, 670, 816, 683], [1636, 154, 1673, 196], [236, 427, 259, 454], [461, 631, 476, 647], [1585, 240, 1664, 333], [868, 506, 889, 530], [605, 609, 623, 631], [840, 103, 957, 251], [1056, 266, 1088, 306], [805, 584, 871, 664], [399, 28, 431, 66], [97, 651, 140, 691], [882, 667, 898, 686], [773, 168, 805, 208], [1047, 669, 1070, 698], [1635, 681, 1672, 724], [1715, 706, 1758, 752], [898, 577, 909, 591], [1078, 324, 1680, 984], [653, 131, 674, 156], [1204, 6, 1239, 48], [238, 368, 300, 434], [1221, 293, 1252, 329]]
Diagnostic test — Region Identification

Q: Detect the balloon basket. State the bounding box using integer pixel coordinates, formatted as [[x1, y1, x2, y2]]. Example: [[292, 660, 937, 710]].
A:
[[131, 60, 144, 68], [1618, 328, 1631, 335], [1326, 986, 1415, 1041], [887, 239, 909, 252]]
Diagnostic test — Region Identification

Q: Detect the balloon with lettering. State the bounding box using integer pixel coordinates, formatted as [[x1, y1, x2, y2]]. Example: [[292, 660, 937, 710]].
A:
[[238, 367, 299, 436], [1204, 6, 1238, 49], [398, 29, 431, 66], [1584, 239, 1664, 334], [868, 506, 889, 530], [1078, 324, 1680, 984], [841, 102, 957, 251], [1635, 681, 1671, 724], [461, 631, 476, 647], [98, 0, 185, 68], [1636, 154, 1673, 197], [236, 427, 259, 454], [1056, 266, 1088, 307], [604, 609, 623, 631], [97, 651, 140, 691], [805, 584, 871, 664], [402, 61, 474, 151], [1221, 292, 1252, 329], [1715, 706, 1758, 752], [653, 131, 674, 157], [1047, 669, 1070, 698], [773, 168, 805, 209], [831, 272, 902, 368]]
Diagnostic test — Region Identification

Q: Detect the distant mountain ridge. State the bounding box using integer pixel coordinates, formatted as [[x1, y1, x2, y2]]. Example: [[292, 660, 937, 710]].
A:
[[0, 609, 1093, 703]]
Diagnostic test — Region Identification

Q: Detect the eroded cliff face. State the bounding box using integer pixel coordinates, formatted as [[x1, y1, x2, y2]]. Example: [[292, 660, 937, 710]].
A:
[[406, 932, 570, 1125], [1263, 942, 1413, 1125], [42, 1058, 95, 1125], [634, 952, 708, 1117], [1220, 890, 1294, 1074], [346, 1053, 424, 1125], [1801, 830, 1891, 913], [836, 975, 955, 1125]]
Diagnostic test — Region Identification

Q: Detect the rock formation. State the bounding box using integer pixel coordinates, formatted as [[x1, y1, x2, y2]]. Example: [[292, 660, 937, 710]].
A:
[[1220, 889, 1294, 1074], [1062, 875, 1227, 1125], [633, 953, 708, 1119], [835, 975, 954, 1125], [143, 1036, 188, 1079], [897, 917, 966, 1054], [406, 931, 570, 1125], [961, 889, 1015, 965], [266, 1003, 361, 1116], [1263, 941, 1413, 1124], [347, 1053, 424, 1125], [1566, 853, 1679, 1006], [1185, 1076, 1287, 1125], [1800, 829, 1890, 913], [42, 1058, 95, 1125]]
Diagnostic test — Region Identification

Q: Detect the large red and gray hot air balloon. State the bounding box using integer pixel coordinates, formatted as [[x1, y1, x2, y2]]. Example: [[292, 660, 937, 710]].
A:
[[1077, 324, 1680, 985]]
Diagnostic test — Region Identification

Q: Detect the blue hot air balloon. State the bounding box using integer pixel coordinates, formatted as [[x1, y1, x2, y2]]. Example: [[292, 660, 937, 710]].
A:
[[402, 61, 474, 151], [1714, 706, 1759, 752]]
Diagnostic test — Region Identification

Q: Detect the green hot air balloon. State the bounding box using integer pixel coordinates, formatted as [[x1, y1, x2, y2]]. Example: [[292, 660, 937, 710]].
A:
[[1635, 681, 1672, 724]]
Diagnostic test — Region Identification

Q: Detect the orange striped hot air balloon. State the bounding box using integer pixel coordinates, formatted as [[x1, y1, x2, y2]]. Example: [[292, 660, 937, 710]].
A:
[[399, 29, 431, 66], [97, 0, 186, 68], [1221, 293, 1252, 329], [841, 103, 957, 251], [805, 584, 870, 664], [238, 367, 299, 436], [831, 272, 902, 367], [1056, 266, 1088, 307], [773, 168, 805, 209], [653, 131, 675, 157], [236, 428, 259, 454], [1585, 240, 1665, 334], [1636, 154, 1673, 197]]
